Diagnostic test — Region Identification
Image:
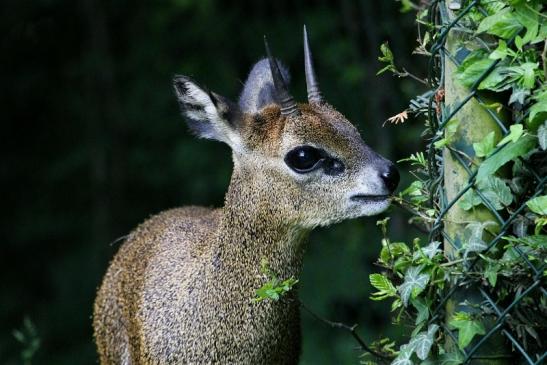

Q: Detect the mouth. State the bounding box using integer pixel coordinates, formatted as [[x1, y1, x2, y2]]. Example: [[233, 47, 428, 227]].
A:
[[350, 194, 390, 203]]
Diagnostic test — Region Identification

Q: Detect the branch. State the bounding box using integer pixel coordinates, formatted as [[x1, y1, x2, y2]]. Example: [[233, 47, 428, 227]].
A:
[[299, 301, 393, 362], [397, 67, 428, 85]]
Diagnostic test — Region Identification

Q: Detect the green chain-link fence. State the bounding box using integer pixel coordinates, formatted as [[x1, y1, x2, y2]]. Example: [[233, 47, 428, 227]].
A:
[[417, 0, 546, 364]]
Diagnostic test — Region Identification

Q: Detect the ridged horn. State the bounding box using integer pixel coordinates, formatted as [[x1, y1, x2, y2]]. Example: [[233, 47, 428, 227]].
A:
[[263, 35, 300, 117], [303, 25, 323, 104]]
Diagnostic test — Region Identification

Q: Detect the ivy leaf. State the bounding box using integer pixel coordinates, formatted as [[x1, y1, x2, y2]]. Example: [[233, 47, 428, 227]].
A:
[[370, 273, 397, 300], [462, 221, 496, 259], [457, 56, 495, 88], [477, 176, 513, 210], [497, 124, 524, 147], [529, 94, 547, 129], [514, 4, 540, 44], [434, 119, 459, 149], [391, 343, 413, 365], [459, 188, 481, 210], [408, 324, 439, 360], [477, 8, 523, 39], [489, 40, 508, 60], [411, 297, 430, 325], [514, 35, 523, 51], [438, 351, 465, 365], [518, 63, 538, 90], [478, 65, 511, 91], [476, 134, 536, 182], [484, 262, 500, 287], [508, 87, 530, 106], [526, 195, 547, 215], [473, 131, 496, 157], [420, 241, 442, 259], [398, 266, 430, 306], [460, 177, 512, 211], [538, 122, 547, 150], [449, 312, 486, 349]]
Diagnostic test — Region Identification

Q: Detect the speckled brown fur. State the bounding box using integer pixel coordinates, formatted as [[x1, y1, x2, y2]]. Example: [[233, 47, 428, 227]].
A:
[[94, 66, 396, 364]]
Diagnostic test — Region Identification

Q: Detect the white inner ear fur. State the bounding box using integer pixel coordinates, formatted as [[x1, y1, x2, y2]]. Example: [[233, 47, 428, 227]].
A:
[[181, 80, 244, 152]]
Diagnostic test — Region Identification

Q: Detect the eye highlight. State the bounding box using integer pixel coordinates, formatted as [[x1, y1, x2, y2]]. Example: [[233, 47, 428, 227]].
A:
[[285, 146, 323, 172], [284, 146, 346, 176]]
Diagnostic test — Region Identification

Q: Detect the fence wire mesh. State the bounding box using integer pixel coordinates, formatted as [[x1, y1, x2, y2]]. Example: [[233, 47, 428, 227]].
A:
[[419, 0, 546, 364]]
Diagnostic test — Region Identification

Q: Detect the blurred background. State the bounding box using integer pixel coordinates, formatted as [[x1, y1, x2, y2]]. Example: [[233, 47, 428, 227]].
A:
[[2, 0, 427, 363]]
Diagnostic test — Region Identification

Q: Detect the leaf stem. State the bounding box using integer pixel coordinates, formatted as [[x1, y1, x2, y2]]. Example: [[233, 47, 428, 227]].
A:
[[299, 301, 394, 362]]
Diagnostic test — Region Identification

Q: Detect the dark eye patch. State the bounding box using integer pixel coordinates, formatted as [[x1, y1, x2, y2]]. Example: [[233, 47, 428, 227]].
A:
[[323, 158, 345, 175], [284, 146, 345, 176]]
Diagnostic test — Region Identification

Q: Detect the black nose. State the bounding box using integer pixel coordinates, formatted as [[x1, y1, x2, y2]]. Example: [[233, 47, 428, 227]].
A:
[[380, 164, 400, 194]]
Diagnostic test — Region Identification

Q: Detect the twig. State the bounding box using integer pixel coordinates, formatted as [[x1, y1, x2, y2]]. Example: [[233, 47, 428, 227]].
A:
[[392, 197, 436, 223], [299, 300, 393, 362], [399, 67, 428, 85]]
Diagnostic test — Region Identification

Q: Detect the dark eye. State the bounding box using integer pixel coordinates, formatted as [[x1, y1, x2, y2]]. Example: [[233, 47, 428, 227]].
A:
[[324, 158, 345, 176], [285, 146, 324, 173]]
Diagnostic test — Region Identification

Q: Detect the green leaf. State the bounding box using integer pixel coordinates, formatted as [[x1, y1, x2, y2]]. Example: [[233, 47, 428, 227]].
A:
[[478, 65, 511, 91], [514, 35, 523, 51], [13, 330, 25, 343], [484, 262, 500, 287], [504, 234, 547, 249], [476, 135, 536, 182], [459, 188, 482, 211], [514, 4, 540, 44], [508, 87, 530, 105], [438, 351, 465, 365], [419, 241, 442, 259], [449, 312, 486, 349], [392, 355, 412, 365], [503, 63, 540, 90], [254, 262, 298, 302], [477, 8, 523, 39], [473, 131, 496, 157], [529, 93, 547, 130], [398, 266, 430, 306], [411, 297, 430, 325], [457, 57, 495, 88], [369, 274, 397, 300], [434, 119, 459, 149], [489, 40, 508, 60], [538, 122, 547, 150], [519, 63, 538, 89], [462, 221, 496, 259], [478, 176, 513, 210], [527, 195, 547, 215], [408, 324, 439, 360], [401, 180, 428, 204], [460, 176, 512, 211], [377, 42, 397, 75], [497, 124, 524, 147]]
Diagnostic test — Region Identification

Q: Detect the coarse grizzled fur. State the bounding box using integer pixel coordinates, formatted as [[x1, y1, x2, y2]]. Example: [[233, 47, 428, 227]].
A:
[[93, 48, 396, 364]]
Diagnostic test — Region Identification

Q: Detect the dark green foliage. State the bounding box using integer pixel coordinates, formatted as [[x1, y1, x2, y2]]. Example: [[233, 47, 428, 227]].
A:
[[2, 0, 423, 363], [365, 0, 546, 364]]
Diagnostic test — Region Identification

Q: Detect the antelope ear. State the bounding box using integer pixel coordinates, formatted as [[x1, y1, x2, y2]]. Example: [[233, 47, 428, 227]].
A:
[[238, 58, 291, 113], [173, 75, 242, 150]]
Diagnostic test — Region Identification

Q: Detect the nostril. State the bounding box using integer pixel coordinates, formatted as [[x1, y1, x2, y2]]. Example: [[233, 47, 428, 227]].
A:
[[380, 165, 400, 194]]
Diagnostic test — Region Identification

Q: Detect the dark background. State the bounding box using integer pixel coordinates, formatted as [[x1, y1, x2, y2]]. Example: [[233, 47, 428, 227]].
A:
[[2, 0, 427, 363]]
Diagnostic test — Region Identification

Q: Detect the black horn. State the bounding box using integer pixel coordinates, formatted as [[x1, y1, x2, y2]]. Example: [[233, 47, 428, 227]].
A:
[[263, 36, 300, 117], [303, 25, 323, 104]]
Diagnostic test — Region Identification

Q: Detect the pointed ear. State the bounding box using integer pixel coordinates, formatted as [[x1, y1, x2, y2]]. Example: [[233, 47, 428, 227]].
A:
[[173, 75, 243, 150]]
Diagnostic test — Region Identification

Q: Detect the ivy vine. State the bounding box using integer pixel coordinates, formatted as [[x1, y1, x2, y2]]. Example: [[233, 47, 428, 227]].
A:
[[367, 0, 546, 364]]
